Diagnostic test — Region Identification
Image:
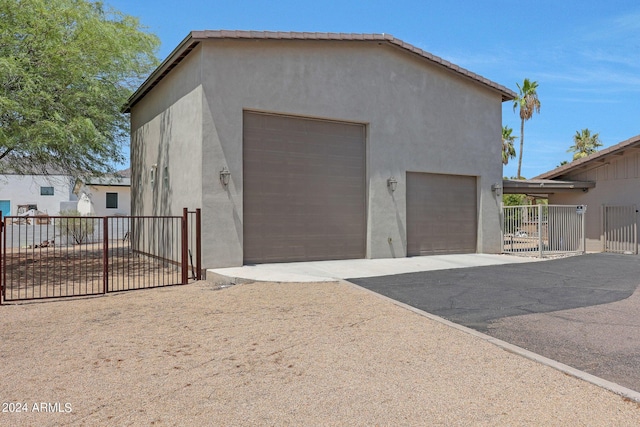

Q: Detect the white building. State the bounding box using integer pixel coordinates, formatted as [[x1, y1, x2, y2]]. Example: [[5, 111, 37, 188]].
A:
[[74, 175, 131, 216], [0, 174, 77, 218]]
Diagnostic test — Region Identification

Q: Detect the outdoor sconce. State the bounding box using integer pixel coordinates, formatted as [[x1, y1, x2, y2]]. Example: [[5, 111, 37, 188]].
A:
[[387, 177, 398, 192], [150, 164, 157, 186], [491, 182, 502, 197], [219, 167, 231, 187]]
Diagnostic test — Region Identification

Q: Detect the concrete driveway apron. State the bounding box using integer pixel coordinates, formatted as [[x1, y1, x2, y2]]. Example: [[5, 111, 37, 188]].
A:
[[348, 253, 640, 392]]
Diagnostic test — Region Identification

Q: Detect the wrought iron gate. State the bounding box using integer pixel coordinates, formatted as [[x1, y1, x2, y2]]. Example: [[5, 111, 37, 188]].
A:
[[502, 204, 586, 257], [602, 205, 638, 254], [1, 208, 201, 304]]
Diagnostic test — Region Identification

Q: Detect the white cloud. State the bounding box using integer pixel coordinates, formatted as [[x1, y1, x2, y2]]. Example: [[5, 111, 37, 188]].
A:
[[579, 10, 640, 41]]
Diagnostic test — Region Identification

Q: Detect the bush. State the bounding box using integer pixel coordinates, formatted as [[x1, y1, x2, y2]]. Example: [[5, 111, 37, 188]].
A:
[[55, 210, 96, 244]]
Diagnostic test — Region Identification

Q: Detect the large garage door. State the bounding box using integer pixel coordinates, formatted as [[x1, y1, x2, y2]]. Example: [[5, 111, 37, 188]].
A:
[[406, 172, 477, 256], [243, 112, 366, 263]]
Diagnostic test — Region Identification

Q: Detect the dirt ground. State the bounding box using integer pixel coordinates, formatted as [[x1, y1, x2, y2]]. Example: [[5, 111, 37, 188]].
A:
[[1, 280, 639, 426], [2, 243, 182, 300]]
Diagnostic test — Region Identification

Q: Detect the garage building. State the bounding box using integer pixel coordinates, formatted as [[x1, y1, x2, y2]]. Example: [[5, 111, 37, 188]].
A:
[[125, 31, 515, 268]]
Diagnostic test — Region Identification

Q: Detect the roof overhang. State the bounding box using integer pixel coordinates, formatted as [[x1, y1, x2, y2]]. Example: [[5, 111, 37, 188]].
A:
[[502, 179, 595, 195], [123, 33, 201, 113], [536, 134, 640, 180], [123, 30, 516, 113], [73, 177, 131, 195]]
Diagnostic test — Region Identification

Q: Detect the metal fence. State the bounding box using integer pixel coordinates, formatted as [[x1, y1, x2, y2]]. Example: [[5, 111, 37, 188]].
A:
[[502, 204, 586, 257], [1, 208, 201, 303], [602, 205, 638, 254], [186, 209, 202, 281]]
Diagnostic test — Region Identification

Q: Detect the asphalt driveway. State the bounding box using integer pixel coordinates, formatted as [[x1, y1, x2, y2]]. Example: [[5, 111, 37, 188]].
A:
[[348, 253, 640, 392]]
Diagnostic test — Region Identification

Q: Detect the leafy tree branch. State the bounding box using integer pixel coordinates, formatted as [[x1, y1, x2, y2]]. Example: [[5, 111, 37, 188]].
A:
[[0, 0, 160, 178]]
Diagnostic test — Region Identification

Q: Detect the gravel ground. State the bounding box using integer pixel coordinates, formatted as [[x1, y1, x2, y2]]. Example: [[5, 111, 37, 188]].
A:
[[1, 280, 639, 426]]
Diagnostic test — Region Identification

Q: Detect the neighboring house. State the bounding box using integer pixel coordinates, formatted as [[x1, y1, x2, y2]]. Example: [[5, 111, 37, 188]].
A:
[[74, 173, 131, 216], [521, 134, 640, 253], [125, 30, 516, 268], [0, 174, 77, 218], [503, 135, 640, 253]]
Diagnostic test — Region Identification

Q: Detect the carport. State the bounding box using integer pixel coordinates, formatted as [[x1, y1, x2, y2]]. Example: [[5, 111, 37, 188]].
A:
[[500, 178, 596, 257]]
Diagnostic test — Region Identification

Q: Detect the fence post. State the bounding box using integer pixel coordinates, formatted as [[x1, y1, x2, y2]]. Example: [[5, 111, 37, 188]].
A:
[[0, 211, 3, 305], [600, 205, 605, 252], [196, 208, 202, 280], [103, 217, 109, 294], [499, 205, 504, 254], [182, 208, 188, 285], [538, 204, 543, 258], [581, 206, 587, 254], [633, 205, 638, 255]]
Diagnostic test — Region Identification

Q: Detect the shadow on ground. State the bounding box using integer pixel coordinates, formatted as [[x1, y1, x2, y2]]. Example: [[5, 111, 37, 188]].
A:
[[349, 253, 640, 392]]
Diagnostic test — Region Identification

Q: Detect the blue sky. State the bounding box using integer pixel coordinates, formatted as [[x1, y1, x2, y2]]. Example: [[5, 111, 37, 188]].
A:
[[109, 0, 640, 178]]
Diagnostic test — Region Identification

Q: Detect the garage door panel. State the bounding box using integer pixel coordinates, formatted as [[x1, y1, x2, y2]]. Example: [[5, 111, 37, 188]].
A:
[[243, 112, 366, 263], [407, 172, 477, 256]]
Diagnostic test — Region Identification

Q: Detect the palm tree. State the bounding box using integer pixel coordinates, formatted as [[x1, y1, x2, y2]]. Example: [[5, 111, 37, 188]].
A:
[[513, 78, 541, 179], [568, 128, 602, 160], [502, 125, 517, 165]]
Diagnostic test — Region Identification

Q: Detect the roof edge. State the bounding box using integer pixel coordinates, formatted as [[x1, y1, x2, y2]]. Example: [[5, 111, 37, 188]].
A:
[[123, 30, 516, 112], [502, 178, 595, 194], [123, 32, 203, 113], [535, 134, 640, 180]]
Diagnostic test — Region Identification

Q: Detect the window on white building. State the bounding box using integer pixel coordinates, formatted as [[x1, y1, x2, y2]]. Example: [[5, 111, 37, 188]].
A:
[[106, 192, 118, 209], [40, 186, 54, 196]]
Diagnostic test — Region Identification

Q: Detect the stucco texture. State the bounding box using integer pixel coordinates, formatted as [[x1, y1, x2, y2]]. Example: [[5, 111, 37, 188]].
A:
[[131, 38, 506, 268]]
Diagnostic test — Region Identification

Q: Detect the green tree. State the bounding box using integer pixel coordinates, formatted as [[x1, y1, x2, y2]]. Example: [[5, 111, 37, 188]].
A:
[[568, 128, 602, 160], [502, 193, 527, 206], [512, 78, 541, 179], [0, 0, 159, 177], [501, 125, 516, 165]]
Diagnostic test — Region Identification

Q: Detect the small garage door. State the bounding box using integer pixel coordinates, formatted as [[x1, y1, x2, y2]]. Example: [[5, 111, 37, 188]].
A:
[[406, 172, 477, 256], [243, 112, 366, 263]]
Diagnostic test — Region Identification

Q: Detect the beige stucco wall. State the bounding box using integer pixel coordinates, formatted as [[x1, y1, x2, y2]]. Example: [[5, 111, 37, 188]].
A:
[[131, 39, 506, 268], [131, 45, 204, 219], [548, 151, 640, 252]]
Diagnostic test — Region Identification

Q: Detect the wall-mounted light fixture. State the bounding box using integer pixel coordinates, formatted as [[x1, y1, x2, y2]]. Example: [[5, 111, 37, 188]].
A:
[[387, 177, 398, 192], [219, 167, 231, 187], [150, 164, 157, 186], [491, 182, 502, 197]]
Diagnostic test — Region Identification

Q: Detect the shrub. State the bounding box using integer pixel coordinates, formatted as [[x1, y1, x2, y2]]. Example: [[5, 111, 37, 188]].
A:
[[55, 210, 96, 245]]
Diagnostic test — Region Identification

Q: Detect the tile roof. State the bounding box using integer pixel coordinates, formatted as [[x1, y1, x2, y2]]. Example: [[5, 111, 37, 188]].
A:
[[124, 30, 516, 112]]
